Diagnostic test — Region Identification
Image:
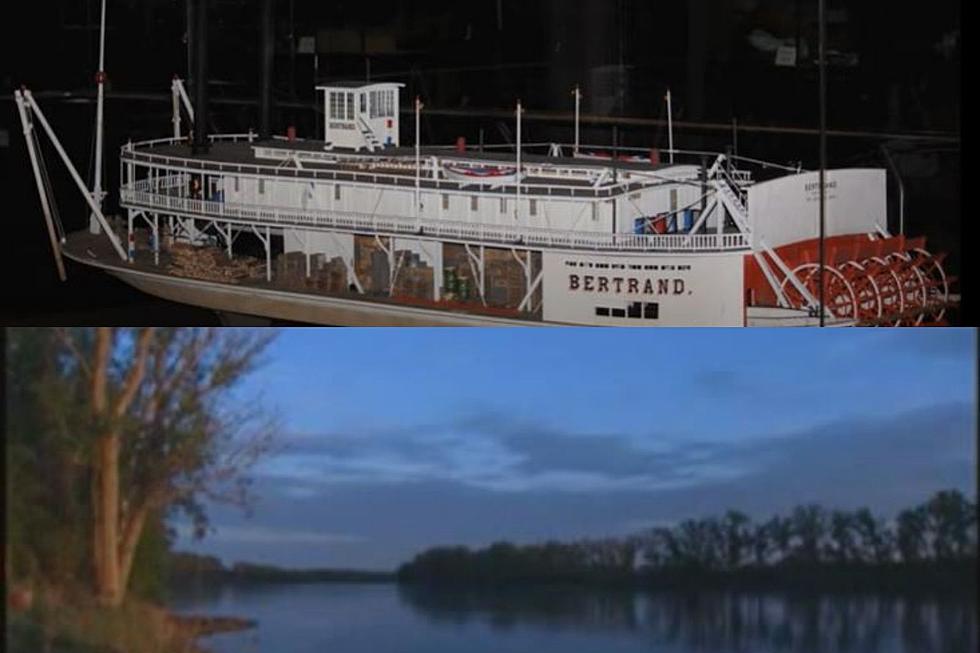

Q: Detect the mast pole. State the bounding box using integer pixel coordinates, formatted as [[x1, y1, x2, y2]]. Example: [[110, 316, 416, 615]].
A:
[[91, 0, 107, 234], [415, 96, 422, 223], [666, 88, 674, 164], [516, 99, 522, 223], [573, 85, 581, 156], [818, 0, 826, 326]]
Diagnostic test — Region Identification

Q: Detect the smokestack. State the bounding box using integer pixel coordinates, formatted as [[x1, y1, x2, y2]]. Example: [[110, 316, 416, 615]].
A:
[[259, 0, 275, 140], [192, 0, 210, 154]]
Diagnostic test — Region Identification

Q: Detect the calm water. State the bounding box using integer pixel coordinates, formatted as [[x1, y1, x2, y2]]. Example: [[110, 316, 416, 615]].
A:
[[168, 583, 976, 653]]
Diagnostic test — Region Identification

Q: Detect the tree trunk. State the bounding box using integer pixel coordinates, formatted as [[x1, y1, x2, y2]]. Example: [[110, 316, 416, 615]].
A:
[[94, 433, 123, 606], [118, 502, 152, 596]]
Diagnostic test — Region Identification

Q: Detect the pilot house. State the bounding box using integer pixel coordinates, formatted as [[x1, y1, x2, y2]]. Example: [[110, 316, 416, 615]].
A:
[[316, 81, 405, 151]]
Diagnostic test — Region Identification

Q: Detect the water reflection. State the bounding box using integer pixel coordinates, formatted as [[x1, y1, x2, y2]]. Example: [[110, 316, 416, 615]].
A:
[[397, 585, 977, 653]]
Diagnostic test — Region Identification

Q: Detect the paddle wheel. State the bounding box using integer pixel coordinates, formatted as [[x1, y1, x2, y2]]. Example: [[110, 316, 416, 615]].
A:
[[745, 233, 955, 326]]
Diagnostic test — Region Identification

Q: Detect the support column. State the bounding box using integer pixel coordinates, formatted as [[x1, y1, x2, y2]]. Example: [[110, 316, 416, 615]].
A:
[[127, 211, 134, 262], [153, 213, 160, 265], [266, 225, 272, 282]]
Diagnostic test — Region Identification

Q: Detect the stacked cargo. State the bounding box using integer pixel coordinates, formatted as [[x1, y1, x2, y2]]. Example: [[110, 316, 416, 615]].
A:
[[441, 243, 478, 303], [354, 234, 391, 295], [484, 248, 527, 309], [274, 252, 352, 294], [275, 251, 308, 291], [314, 257, 351, 294], [393, 250, 435, 301], [168, 243, 264, 283]]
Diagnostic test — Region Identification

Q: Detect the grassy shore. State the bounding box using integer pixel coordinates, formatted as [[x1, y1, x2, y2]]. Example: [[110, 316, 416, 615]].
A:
[[5, 584, 254, 653]]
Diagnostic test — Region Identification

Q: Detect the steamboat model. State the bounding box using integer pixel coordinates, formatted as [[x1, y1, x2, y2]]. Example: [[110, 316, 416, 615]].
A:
[[13, 8, 955, 327]]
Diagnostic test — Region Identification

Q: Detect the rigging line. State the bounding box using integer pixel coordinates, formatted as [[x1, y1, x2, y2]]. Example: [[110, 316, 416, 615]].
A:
[[30, 118, 66, 241]]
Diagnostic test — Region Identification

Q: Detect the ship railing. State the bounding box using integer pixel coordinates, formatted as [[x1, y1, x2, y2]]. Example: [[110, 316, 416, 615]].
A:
[[122, 146, 662, 200], [120, 187, 750, 253]]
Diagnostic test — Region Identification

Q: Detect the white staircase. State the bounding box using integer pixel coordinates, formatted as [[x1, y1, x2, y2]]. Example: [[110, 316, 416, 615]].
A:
[[358, 117, 381, 152]]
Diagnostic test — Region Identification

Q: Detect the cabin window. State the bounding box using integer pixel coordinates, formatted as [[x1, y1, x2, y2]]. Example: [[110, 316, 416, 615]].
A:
[[442, 194, 450, 211], [258, 179, 265, 194], [360, 93, 367, 114], [499, 198, 507, 214], [346, 93, 355, 121], [529, 199, 537, 216], [591, 203, 598, 221], [233, 177, 240, 192], [334, 185, 342, 201], [329, 92, 343, 120], [470, 196, 479, 211], [670, 188, 678, 212]]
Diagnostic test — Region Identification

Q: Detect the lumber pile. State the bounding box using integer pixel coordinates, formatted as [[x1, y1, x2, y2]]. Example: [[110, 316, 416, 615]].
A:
[[168, 243, 264, 283]]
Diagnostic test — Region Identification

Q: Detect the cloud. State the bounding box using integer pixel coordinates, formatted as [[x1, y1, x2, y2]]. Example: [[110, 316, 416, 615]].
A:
[[254, 401, 973, 501], [174, 522, 366, 546]]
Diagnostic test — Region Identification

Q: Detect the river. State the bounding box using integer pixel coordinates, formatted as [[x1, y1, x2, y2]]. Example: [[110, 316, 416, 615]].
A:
[[168, 582, 976, 653]]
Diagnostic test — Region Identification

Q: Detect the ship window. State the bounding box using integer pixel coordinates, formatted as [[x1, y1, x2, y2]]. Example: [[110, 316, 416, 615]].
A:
[[258, 179, 265, 194], [628, 302, 642, 319], [233, 177, 240, 192], [670, 188, 678, 212], [595, 307, 610, 317], [346, 93, 355, 121], [591, 203, 598, 221], [644, 303, 659, 319], [442, 194, 450, 210], [360, 93, 367, 114], [529, 199, 537, 216], [611, 308, 626, 318], [470, 196, 478, 211], [334, 185, 342, 201], [499, 198, 507, 214], [329, 92, 343, 120]]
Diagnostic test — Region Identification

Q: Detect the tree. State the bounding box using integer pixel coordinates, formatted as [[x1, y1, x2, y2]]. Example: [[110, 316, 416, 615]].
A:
[[895, 506, 929, 563], [789, 505, 827, 565], [826, 510, 859, 564], [852, 507, 894, 564], [924, 490, 976, 560], [51, 327, 278, 606], [721, 510, 752, 570]]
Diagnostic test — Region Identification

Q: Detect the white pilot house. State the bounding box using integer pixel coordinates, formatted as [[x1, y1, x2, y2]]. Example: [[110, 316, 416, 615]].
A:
[[317, 82, 404, 151]]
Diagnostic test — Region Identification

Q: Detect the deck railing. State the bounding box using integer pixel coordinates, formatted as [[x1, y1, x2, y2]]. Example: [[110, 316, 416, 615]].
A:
[[120, 186, 750, 253]]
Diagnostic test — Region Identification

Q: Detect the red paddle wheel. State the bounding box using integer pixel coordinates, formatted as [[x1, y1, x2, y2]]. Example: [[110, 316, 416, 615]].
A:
[[744, 233, 956, 326]]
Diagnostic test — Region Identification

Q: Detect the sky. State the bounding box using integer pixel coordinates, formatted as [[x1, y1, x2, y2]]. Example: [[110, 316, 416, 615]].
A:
[[173, 329, 977, 571]]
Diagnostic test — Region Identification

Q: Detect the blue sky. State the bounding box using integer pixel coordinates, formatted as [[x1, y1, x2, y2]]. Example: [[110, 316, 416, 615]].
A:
[[174, 329, 977, 570]]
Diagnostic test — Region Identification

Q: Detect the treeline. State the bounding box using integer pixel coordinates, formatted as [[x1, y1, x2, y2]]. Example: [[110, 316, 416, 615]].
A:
[[168, 552, 394, 584], [398, 490, 978, 590]]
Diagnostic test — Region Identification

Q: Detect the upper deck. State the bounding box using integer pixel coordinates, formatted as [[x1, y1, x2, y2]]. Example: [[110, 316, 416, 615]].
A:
[[120, 133, 708, 201]]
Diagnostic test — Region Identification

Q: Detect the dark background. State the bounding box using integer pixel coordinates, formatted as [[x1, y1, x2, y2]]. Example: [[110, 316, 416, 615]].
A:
[[0, 0, 963, 325]]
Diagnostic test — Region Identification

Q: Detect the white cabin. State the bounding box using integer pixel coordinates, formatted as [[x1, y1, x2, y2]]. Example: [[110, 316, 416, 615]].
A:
[[316, 81, 405, 152]]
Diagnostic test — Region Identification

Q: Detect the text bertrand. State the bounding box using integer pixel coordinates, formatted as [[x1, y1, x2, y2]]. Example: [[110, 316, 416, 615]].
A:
[[569, 274, 686, 295]]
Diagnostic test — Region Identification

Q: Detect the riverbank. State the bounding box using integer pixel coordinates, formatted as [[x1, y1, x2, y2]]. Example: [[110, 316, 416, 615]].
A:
[[5, 584, 256, 653]]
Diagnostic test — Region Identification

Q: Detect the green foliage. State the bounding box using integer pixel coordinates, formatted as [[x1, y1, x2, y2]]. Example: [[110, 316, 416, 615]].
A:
[[399, 489, 979, 587], [127, 511, 172, 603], [5, 327, 277, 606], [6, 330, 93, 587]]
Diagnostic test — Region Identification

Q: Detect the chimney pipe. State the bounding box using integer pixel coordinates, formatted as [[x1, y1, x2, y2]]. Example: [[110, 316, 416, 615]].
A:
[[259, 0, 275, 140], [192, 0, 210, 154]]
